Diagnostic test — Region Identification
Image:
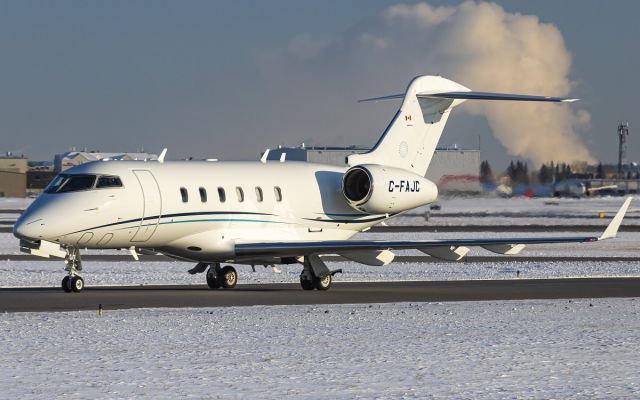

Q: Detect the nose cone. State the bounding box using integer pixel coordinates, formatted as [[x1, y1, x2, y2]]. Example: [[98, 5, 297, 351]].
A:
[[13, 197, 50, 240], [13, 212, 44, 240]]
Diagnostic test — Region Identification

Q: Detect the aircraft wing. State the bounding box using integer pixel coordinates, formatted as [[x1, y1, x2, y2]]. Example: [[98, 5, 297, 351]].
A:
[[235, 197, 631, 260]]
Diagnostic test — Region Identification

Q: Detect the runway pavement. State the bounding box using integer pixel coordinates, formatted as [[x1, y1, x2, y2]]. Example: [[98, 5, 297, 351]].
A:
[[1, 278, 639, 313]]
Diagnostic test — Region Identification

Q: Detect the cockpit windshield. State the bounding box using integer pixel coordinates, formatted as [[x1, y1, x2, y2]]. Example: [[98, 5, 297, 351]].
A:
[[45, 174, 122, 193]]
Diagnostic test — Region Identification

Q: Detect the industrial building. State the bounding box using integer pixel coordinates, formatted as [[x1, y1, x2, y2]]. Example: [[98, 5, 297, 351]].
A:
[[265, 146, 481, 194], [54, 151, 159, 172], [0, 153, 27, 197]]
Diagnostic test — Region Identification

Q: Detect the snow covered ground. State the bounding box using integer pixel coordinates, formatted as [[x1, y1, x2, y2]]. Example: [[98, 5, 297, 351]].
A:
[[0, 197, 31, 210], [1, 299, 639, 398], [394, 196, 640, 226]]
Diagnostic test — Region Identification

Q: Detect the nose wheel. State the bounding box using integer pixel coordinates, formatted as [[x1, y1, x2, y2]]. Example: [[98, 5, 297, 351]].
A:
[[62, 275, 85, 293], [61, 246, 85, 293]]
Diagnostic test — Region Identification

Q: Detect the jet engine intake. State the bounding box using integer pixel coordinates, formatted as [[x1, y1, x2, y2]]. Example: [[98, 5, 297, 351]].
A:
[[342, 164, 438, 214]]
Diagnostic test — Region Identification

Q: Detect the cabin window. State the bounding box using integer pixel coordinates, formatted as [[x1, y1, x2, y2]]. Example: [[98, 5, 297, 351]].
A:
[[199, 187, 207, 203], [180, 187, 188, 203], [236, 187, 244, 202], [274, 186, 282, 202], [255, 187, 263, 202], [45, 174, 96, 193], [96, 175, 123, 189], [218, 187, 226, 203]]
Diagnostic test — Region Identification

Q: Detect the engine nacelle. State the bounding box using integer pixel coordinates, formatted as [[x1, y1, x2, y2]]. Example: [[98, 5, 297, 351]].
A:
[[342, 164, 438, 214]]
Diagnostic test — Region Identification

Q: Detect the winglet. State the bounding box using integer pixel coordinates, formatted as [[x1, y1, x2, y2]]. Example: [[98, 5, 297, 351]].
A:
[[599, 197, 632, 240]]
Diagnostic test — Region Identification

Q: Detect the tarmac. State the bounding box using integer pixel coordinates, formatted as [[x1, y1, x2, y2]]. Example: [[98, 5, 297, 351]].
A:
[[1, 278, 639, 313]]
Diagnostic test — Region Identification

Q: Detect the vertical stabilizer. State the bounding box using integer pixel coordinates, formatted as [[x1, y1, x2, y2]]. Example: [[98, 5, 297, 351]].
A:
[[348, 76, 469, 176], [349, 75, 576, 176]]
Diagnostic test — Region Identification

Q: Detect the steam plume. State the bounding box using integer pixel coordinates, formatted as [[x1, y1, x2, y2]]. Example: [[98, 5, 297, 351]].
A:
[[266, 1, 594, 165]]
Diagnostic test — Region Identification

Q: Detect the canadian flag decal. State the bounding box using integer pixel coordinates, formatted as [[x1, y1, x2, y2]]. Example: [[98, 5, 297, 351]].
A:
[[405, 115, 412, 121]]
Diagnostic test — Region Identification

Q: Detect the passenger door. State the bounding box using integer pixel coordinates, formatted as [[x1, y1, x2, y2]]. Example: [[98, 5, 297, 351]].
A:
[[131, 170, 162, 242]]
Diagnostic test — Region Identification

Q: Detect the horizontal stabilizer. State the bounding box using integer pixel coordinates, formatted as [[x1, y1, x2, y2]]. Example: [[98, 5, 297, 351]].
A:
[[482, 244, 525, 255], [359, 91, 577, 103], [358, 93, 405, 103], [419, 91, 578, 103]]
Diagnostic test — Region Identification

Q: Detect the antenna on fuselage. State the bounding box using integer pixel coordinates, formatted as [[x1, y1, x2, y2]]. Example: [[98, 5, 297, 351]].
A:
[[158, 148, 168, 163], [260, 149, 270, 164]]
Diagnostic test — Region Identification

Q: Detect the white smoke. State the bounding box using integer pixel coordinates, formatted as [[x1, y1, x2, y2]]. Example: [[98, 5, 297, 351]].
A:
[[382, 2, 594, 164], [259, 1, 594, 165]]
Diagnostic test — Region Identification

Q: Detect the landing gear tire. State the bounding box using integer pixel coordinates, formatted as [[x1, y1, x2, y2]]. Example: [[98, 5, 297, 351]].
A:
[[206, 268, 221, 289], [219, 266, 237, 289], [61, 276, 72, 293], [70, 276, 84, 293], [314, 275, 332, 291], [300, 277, 315, 291]]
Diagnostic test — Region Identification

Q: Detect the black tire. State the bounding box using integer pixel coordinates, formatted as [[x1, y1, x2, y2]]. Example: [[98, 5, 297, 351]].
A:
[[61, 276, 72, 293], [300, 277, 315, 290], [70, 276, 84, 293], [206, 269, 220, 289], [219, 266, 237, 289], [314, 275, 332, 291]]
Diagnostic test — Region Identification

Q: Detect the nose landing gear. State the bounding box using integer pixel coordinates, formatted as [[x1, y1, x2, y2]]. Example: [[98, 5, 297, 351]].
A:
[[61, 247, 84, 293]]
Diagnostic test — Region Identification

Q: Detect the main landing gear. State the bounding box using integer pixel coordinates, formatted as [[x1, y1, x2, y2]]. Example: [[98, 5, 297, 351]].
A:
[[299, 255, 341, 291], [61, 246, 84, 293], [205, 263, 237, 289]]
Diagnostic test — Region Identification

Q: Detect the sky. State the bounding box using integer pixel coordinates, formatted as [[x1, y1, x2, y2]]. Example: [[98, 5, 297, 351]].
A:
[[0, 1, 638, 169]]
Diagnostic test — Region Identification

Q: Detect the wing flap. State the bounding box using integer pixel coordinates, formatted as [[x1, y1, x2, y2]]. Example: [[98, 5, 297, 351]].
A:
[[420, 246, 469, 261], [482, 244, 526, 255], [339, 250, 395, 266]]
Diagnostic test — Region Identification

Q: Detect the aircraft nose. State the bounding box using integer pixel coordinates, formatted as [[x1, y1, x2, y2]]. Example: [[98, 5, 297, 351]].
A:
[[13, 212, 45, 240]]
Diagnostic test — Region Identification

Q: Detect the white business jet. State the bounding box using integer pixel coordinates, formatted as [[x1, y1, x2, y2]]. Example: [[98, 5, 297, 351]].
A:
[[13, 75, 631, 293]]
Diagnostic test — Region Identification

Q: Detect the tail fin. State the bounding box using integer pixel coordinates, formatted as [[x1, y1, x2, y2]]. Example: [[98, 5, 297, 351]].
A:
[[348, 75, 577, 176]]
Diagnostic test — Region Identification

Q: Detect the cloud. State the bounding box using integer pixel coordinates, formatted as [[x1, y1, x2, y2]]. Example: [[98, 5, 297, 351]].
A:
[[256, 1, 593, 165]]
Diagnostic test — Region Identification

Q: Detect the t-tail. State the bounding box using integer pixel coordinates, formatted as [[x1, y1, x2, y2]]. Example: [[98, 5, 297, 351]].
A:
[[348, 75, 578, 176]]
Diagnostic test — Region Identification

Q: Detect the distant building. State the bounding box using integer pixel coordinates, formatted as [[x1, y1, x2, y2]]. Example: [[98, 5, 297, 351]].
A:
[[265, 146, 481, 193], [54, 151, 158, 172], [0, 153, 28, 173], [0, 153, 28, 197], [27, 170, 57, 196]]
